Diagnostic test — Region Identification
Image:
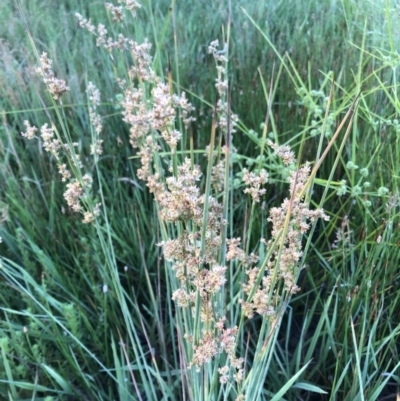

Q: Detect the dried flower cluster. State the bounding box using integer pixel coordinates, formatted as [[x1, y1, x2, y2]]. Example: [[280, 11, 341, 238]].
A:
[[128, 39, 155, 81], [21, 122, 63, 161], [233, 143, 329, 319], [118, 0, 141, 14], [209, 145, 237, 192], [121, 80, 194, 153], [211, 160, 225, 192], [208, 39, 238, 136], [82, 201, 102, 224], [242, 168, 269, 202], [21, 120, 37, 140], [154, 159, 243, 379], [36, 52, 69, 100], [105, 3, 124, 22], [268, 140, 296, 166], [22, 118, 98, 221], [58, 163, 71, 182], [76, 13, 127, 53], [105, 30, 243, 379], [87, 82, 103, 156], [187, 318, 244, 381], [154, 158, 227, 308], [40, 123, 61, 159], [21, 60, 101, 223]]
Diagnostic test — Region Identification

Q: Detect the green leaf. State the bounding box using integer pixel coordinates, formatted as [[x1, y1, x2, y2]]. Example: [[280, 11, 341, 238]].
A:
[[41, 364, 73, 393], [292, 382, 328, 394], [270, 361, 311, 401]]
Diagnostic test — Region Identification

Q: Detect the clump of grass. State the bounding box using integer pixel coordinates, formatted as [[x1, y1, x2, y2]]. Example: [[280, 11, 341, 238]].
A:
[[1, 0, 400, 400], [15, 8, 332, 396]]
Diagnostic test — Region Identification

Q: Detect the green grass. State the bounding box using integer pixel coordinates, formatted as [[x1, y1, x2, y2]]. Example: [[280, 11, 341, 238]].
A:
[[1, 0, 400, 400]]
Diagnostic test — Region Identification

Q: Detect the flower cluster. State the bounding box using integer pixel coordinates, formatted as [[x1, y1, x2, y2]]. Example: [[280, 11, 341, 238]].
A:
[[268, 140, 296, 166], [226, 238, 259, 268], [118, 0, 141, 14], [209, 39, 238, 136], [208, 145, 237, 192], [21, 120, 37, 140], [76, 14, 128, 53], [64, 181, 84, 213], [82, 202, 102, 224], [267, 161, 329, 292], [115, 32, 244, 378], [58, 164, 71, 182], [105, 3, 124, 22], [40, 123, 61, 158], [128, 39, 155, 81], [36, 52, 69, 100], [230, 144, 329, 319], [154, 159, 242, 377], [21, 81, 100, 223], [242, 168, 269, 202], [121, 79, 194, 154], [188, 318, 244, 382], [87, 82, 103, 156]]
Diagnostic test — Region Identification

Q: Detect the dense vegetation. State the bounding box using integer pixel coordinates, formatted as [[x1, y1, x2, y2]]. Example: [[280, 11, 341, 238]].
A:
[[1, 0, 399, 400]]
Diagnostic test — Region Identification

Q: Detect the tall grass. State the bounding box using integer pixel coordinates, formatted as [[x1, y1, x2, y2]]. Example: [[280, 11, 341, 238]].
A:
[[1, 0, 399, 400]]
